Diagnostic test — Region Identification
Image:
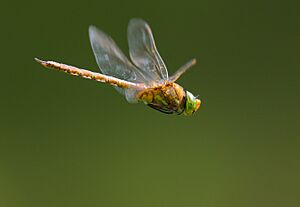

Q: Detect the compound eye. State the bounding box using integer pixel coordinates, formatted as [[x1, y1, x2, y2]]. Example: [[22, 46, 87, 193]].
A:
[[184, 91, 197, 115]]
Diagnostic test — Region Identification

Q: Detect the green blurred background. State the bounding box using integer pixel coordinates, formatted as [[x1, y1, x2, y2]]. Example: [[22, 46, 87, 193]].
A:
[[1, 0, 299, 206]]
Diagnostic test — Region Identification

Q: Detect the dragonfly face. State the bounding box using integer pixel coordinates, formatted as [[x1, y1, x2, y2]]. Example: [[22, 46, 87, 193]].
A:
[[184, 91, 201, 115], [36, 18, 202, 116]]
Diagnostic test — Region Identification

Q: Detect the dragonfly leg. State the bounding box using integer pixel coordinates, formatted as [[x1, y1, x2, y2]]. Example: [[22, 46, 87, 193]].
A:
[[35, 58, 141, 89], [169, 58, 197, 82]]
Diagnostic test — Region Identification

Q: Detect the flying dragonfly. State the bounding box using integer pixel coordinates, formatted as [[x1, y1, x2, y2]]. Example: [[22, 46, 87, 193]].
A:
[[35, 18, 201, 115]]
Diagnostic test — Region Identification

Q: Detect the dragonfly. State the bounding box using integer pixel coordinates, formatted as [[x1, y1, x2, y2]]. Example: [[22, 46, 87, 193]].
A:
[[35, 18, 201, 115]]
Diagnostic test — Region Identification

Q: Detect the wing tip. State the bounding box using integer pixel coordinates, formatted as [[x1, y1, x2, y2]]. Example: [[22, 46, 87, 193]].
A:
[[129, 18, 147, 25], [88, 25, 96, 30], [88, 25, 96, 34]]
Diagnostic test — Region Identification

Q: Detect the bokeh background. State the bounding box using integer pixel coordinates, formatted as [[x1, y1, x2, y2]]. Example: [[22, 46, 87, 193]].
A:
[[1, 0, 299, 207]]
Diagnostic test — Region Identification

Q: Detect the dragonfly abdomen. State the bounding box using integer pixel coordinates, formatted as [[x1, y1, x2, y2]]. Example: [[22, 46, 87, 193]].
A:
[[35, 58, 139, 89]]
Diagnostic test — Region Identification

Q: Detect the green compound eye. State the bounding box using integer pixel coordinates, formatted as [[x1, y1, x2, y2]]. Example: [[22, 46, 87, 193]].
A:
[[184, 91, 201, 116]]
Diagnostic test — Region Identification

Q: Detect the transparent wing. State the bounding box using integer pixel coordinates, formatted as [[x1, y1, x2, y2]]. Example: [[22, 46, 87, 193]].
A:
[[89, 26, 148, 102], [127, 18, 168, 81], [89, 25, 148, 83]]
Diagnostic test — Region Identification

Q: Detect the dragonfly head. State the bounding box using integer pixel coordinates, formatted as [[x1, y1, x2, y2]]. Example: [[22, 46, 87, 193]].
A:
[[184, 91, 201, 115]]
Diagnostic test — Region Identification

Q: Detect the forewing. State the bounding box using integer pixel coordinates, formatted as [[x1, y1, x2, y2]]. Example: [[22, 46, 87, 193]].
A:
[[89, 26, 147, 102], [127, 18, 168, 81], [89, 25, 148, 84]]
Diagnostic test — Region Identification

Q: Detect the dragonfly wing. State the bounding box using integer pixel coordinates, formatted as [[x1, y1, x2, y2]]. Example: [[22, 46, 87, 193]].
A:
[[89, 26, 148, 102], [89, 25, 148, 83], [127, 18, 168, 82]]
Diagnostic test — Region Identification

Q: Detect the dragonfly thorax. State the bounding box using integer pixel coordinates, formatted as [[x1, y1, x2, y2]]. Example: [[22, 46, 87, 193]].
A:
[[137, 82, 186, 114]]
